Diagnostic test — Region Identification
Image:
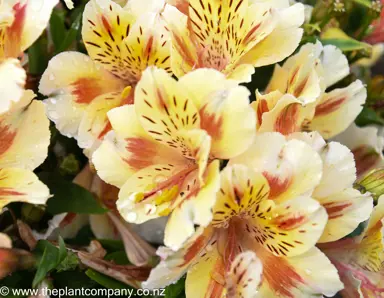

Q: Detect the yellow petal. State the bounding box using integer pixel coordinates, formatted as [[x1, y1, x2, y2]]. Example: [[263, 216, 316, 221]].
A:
[[120, 12, 172, 81], [77, 90, 128, 151], [231, 133, 323, 203], [310, 80, 367, 139], [143, 226, 214, 289], [164, 160, 220, 251], [239, 3, 304, 68], [0, 92, 50, 171], [256, 247, 343, 298], [354, 196, 384, 272], [257, 93, 315, 135], [247, 195, 328, 257], [39, 52, 125, 138], [225, 251, 262, 298], [117, 162, 193, 224], [318, 189, 373, 243], [82, 0, 136, 79], [135, 67, 201, 154], [161, 4, 197, 78], [92, 104, 187, 187], [83, 0, 171, 82], [0, 168, 50, 209], [179, 69, 256, 159], [1, 0, 58, 58], [0, 59, 26, 114], [123, 0, 166, 17], [186, 236, 226, 298], [265, 41, 322, 104], [212, 164, 270, 228]]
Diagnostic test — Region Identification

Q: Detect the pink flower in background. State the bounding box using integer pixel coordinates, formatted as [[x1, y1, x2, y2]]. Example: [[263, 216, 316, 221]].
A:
[[365, 0, 384, 44]]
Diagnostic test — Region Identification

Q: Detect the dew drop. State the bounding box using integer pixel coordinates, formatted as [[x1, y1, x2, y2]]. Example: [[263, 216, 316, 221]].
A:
[[49, 74, 55, 81]]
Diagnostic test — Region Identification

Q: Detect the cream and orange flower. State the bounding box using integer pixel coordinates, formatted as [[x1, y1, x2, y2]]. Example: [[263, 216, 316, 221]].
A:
[[39, 0, 172, 153], [333, 123, 384, 178], [0, 90, 50, 209], [93, 67, 256, 250], [233, 132, 373, 243], [255, 41, 367, 139], [162, 0, 305, 82], [0, 0, 58, 113], [144, 141, 346, 297], [320, 196, 384, 297], [0, 0, 58, 60]]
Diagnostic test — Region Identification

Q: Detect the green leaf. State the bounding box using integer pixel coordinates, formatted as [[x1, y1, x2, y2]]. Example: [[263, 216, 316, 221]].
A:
[[58, 237, 67, 263], [104, 251, 130, 265], [39, 173, 107, 215], [85, 269, 132, 289], [98, 239, 125, 252], [53, 270, 98, 290], [352, 0, 372, 8], [33, 240, 66, 287], [56, 251, 79, 272], [164, 276, 186, 298], [28, 35, 49, 75], [321, 28, 372, 52], [355, 107, 384, 126], [56, 12, 82, 53], [50, 9, 67, 51], [65, 225, 95, 246]]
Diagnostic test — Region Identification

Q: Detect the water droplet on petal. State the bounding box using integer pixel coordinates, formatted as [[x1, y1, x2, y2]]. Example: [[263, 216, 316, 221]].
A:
[[49, 74, 55, 81]]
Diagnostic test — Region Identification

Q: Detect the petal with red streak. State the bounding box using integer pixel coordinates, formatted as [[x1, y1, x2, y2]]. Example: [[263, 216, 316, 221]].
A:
[[93, 105, 187, 188], [310, 80, 367, 139], [255, 247, 343, 298], [164, 160, 220, 251], [0, 91, 50, 171], [225, 251, 262, 298], [143, 226, 214, 289], [0, 167, 50, 209], [231, 133, 323, 204], [179, 69, 256, 159], [39, 52, 125, 138]]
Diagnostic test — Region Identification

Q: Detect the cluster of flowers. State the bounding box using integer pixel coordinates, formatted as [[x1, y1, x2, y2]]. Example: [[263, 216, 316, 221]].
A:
[[0, 0, 383, 297]]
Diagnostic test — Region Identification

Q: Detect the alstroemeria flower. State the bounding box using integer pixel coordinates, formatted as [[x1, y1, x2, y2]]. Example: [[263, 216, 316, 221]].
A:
[[0, 58, 26, 114], [93, 67, 256, 250], [232, 133, 373, 244], [320, 196, 384, 297], [333, 123, 384, 178], [255, 41, 367, 139], [0, 0, 58, 113], [144, 162, 343, 297], [288, 132, 374, 242], [39, 0, 172, 153], [162, 0, 305, 83], [0, 91, 50, 209], [0, 0, 58, 60]]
